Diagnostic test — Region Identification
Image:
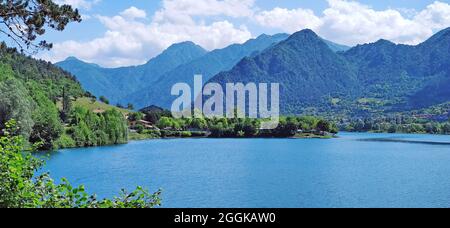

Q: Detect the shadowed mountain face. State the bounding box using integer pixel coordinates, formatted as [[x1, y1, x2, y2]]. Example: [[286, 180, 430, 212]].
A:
[[206, 28, 450, 115], [56, 41, 208, 104]]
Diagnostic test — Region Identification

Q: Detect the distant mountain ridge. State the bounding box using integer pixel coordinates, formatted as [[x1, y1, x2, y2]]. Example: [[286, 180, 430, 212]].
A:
[[207, 28, 450, 116], [208, 29, 360, 115], [56, 41, 207, 104], [57, 28, 450, 117], [57, 34, 351, 109], [123, 33, 291, 109]]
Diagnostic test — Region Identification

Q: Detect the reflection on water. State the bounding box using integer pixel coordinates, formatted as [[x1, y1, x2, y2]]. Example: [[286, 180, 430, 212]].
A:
[[357, 138, 450, 145]]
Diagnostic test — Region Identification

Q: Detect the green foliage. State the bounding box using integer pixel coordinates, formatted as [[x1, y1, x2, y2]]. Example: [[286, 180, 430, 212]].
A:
[[127, 103, 134, 110], [0, 72, 35, 139], [157, 117, 176, 129], [64, 107, 128, 148], [139, 105, 172, 124], [0, 43, 87, 150], [0, 1, 81, 52], [128, 112, 144, 122], [0, 43, 131, 150], [153, 115, 335, 138], [99, 96, 109, 105], [345, 115, 450, 135], [135, 124, 145, 134], [55, 133, 76, 149], [29, 85, 64, 150], [61, 86, 72, 122], [0, 120, 161, 208]]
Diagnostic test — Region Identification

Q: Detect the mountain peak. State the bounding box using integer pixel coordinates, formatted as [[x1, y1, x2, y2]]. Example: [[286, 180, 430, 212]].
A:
[[64, 56, 81, 62], [144, 41, 207, 66], [291, 29, 319, 38], [60, 56, 100, 68], [374, 39, 395, 46], [285, 29, 323, 45], [280, 29, 329, 50], [165, 41, 206, 53]]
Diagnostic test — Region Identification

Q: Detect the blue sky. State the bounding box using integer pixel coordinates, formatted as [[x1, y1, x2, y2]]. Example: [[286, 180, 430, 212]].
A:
[[39, 0, 450, 67]]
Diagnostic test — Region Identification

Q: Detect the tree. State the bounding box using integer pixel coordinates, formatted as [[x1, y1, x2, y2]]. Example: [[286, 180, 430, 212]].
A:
[[99, 96, 109, 104], [128, 112, 144, 122], [127, 103, 134, 110], [0, 76, 35, 139], [29, 91, 64, 150], [316, 120, 332, 133], [441, 123, 450, 134], [61, 86, 72, 122], [0, 0, 81, 53], [66, 106, 128, 148], [0, 120, 161, 208], [157, 117, 174, 129]]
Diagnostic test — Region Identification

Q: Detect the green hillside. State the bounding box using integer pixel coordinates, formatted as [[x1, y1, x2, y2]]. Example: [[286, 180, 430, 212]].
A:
[[0, 43, 128, 150], [207, 28, 450, 118]]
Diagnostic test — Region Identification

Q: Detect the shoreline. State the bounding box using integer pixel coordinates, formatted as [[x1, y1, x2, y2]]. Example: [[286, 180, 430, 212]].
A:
[[39, 131, 450, 152]]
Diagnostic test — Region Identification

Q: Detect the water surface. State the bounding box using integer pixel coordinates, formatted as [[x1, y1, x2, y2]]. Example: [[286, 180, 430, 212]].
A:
[[41, 132, 450, 208]]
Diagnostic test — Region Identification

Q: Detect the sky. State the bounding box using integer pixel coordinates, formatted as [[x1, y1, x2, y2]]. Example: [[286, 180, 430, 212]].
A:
[[36, 0, 450, 68]]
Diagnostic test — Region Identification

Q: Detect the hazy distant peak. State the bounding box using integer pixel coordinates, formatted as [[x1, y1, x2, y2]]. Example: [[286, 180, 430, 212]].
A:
[[164, 41, 206, 54], [374, 39, 395, 45], [64, 56, 81, 62]]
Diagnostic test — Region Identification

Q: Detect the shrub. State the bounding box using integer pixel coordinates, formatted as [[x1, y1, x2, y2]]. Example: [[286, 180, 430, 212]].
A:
[[55, 134, 76, 149]]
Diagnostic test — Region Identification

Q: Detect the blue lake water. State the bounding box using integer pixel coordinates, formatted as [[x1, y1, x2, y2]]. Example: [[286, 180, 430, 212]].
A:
[[40, 132, 450, 208]]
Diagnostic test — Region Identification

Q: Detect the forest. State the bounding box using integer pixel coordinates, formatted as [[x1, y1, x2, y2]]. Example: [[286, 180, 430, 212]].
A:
[[0, 44, 128, 150]]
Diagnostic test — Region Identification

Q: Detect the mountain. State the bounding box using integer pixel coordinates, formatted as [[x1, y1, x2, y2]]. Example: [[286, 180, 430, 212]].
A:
[[56, 41, 207, 104], [57, 28, 450, 116], [341, 27, 450, 111], [208, 29, 360, 115], [206, 28, 450, 116], [321, 39, 351, 52], [408, 28, 450, 108], [57, 33, 351, 109], [123, 33, 291, 109]]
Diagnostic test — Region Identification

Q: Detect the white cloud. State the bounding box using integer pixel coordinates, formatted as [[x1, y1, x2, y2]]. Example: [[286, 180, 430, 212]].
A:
[[54, 0, 101, 10], [157, 0, 255, 19], [318, 0, 431, 45], [42, 1, 253, 67], [414, 1, 450, 30], [120, 6, 147, 19], [42, 0, 450, 67], [255, 7, 323, 33], [254, 0, 450, 46]]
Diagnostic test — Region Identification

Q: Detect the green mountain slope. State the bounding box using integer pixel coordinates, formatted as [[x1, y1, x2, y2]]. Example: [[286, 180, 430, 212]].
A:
[[342, 27, 450, 111], [208, 29, 360, 115], [207, 28, 450, 116]]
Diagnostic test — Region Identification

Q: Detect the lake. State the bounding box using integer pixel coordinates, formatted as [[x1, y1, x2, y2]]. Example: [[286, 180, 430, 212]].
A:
[[40, 132, 450, 208]]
